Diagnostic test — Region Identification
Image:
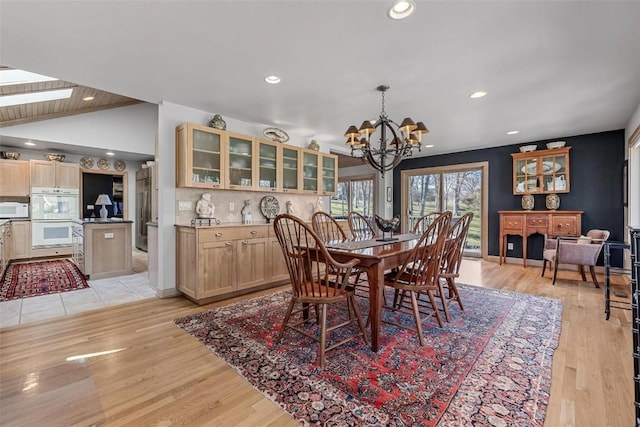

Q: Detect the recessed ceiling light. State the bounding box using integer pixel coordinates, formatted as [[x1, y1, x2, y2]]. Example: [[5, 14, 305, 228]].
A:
[[0, 88, 73, 107], [106, 152, 115, 156], [388, 0, 416, 20], [425, 144, 434, 148], [469, 91, 487, 99], [25, 142, 36, 146], [264, 75, 281, 84], [507, 130, 519, 135], [83, 96, 95, 101]]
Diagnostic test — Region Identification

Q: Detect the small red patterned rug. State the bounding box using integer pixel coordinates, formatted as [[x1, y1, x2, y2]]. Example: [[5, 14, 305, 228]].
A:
[[175, 285, 562, 426], [0, 259, 89, 301]]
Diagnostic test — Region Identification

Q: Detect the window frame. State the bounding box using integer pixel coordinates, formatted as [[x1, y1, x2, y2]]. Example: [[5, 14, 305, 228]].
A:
[[331, 173, 376, 219]]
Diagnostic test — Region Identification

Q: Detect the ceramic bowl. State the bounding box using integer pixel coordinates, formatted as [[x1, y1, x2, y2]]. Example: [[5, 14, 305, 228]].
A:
[[546, 141, 566, 149], [0, 151, 20, 160], [519, 145, 537, 153], [45, 153, 65, 162]]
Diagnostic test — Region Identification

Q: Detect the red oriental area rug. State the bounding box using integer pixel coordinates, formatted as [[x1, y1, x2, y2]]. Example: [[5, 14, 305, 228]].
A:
[[0, 259, 89, 301], [175, 284, 562, 426]]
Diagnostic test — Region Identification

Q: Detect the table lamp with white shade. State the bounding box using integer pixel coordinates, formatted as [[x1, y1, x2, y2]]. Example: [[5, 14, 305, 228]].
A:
[[95, 194, 112, 219]]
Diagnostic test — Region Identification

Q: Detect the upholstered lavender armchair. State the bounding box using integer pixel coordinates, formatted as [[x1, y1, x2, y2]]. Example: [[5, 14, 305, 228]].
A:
[[541, 229, 610, 288]]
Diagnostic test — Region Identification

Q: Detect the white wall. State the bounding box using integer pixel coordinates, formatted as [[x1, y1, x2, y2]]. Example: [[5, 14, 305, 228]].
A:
[[0, 103, 157, 155], [626, 101, 640, 228]]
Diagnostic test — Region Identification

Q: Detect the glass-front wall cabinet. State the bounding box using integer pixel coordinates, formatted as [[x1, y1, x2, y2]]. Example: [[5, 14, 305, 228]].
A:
[[301, 150, 319, 194], [256, 139, 279, 192], [176, 123, 226, 188], [321, 155, 337, 195], [282, 146, 299, 193], [227, 132, 254, 190], [512, 147, 570, 195]]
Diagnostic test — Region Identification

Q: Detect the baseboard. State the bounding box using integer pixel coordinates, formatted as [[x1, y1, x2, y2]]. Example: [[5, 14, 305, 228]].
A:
[[157, 288, 181, 298]]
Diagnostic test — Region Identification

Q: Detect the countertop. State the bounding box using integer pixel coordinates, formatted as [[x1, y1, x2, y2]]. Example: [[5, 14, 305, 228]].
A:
[[74, 218, 134, 225], [175, 221, 275, 229]]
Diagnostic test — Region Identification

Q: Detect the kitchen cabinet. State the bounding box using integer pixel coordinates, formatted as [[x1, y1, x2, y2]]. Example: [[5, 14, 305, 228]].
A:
[[175, 123, 338, 195], [30, 160, 80, 189], [9, 220, 30, 260], [176, 122, 226, 189], [281, 145, 301, 193], [81, 221, 133, 279], [255, 138, 281, 192], [0, 160, 30, 196], [321, 154, 337, 196], [300, 149, 320, 194], [512, 147, 570, 195], [0, 222, 9, 275], [227, 132, 255, 190], [176, 224, 287, 304]]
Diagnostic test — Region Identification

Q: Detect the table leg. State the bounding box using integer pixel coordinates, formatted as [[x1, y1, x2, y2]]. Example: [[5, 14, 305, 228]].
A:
[[523, 235, 527, 268], [367, 263, 384, 352], [499, 233, 505, 265]]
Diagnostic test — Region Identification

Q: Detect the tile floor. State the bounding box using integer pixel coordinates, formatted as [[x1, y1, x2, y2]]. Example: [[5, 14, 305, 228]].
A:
[[0, 249, 156, 328]]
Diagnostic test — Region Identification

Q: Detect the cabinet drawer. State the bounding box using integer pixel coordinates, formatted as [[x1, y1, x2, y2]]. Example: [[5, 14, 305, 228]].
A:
[[526, 215, 548, 228], [502, 215, 523, 230], [199, 226, 268, 242], [551, 216, 578, 235]]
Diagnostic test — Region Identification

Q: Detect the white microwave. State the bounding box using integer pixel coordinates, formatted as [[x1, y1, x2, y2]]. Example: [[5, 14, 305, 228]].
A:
[[0, 202, 29, 219]]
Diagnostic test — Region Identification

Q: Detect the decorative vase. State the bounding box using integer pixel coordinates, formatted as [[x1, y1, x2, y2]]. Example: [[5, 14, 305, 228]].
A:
[[521, 194, 534, 211], [546, 193, 560, 210], [208, 114, 226, 130], [307, 140, 320, 151]]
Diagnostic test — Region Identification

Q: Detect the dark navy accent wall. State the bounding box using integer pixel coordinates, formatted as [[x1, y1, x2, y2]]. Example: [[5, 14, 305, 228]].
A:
[[393, 130, 625, 265]]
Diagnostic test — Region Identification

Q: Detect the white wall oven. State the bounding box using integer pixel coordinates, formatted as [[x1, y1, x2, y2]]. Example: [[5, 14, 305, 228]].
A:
[[32, 220, 74, 247], [30, 187, 79, 247]]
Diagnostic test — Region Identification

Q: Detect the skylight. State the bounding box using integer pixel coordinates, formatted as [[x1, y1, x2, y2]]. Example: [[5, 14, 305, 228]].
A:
[[0, 88, 73, 107], [0, 69, 58, 86]]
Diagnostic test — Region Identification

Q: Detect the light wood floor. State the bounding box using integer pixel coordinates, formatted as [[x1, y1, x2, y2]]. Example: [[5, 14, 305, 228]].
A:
[[0, 259, 633, 426]]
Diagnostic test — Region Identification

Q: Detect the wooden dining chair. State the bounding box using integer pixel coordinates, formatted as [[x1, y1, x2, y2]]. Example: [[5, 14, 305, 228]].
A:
[[311, 211, 349, 243], [273, 214, 368, 367], [412, 212, 442, 234], [347, 211, 377, 240], [437, 211, 474, 321], [382, 211, 451, 345], [312, 210, 368, 296]]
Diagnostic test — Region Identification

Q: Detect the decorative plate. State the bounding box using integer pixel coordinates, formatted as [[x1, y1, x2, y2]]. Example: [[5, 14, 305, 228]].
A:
[[521, 161, 560, 175], [260, 196, 280, 221], [97, 158, 110, 170], [114, 160, 126, 171], [80, 157, 94, 169], [263, 127, 289, 143]]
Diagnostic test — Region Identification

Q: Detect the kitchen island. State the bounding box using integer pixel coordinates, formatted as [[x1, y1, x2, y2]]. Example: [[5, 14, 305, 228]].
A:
[[73, 219, 133, 279]]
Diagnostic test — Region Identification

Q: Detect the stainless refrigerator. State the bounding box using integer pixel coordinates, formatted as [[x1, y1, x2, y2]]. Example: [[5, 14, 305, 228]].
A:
[[136, 168, 152, 251]]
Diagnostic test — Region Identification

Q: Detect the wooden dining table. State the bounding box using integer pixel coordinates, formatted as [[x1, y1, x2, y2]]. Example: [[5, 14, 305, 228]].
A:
[[324, 234, 421, 352]]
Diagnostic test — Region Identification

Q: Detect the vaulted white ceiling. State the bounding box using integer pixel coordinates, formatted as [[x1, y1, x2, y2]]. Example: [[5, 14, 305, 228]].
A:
[[2, 1, 640, 157]]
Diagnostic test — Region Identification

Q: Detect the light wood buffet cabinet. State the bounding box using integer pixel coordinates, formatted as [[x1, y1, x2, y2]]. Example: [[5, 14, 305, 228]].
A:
[[176, 224, 290, 304], [176, 122, 337, 195], [511, 147, 570, 194]]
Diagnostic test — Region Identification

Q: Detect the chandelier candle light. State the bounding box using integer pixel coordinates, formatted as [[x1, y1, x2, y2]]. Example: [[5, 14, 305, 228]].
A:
[[345, 85, 428, 176]]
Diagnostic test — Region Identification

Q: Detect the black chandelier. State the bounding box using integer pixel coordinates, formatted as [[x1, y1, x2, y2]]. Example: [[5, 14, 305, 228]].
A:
[[345, 85, 428, 177]]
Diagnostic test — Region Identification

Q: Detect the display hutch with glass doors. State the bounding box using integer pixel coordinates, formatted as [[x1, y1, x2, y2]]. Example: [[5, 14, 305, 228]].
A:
[[511, 147, 570, 195]]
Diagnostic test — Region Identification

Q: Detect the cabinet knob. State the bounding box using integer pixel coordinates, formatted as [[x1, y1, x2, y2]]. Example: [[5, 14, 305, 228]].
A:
[[241, 240, 249, 245], [250, 230, 257, 234], [271, 188, 276, 192], [229, 185, 236, 189], [215, 232, 223, 237], [225, 241, 233, 246]]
